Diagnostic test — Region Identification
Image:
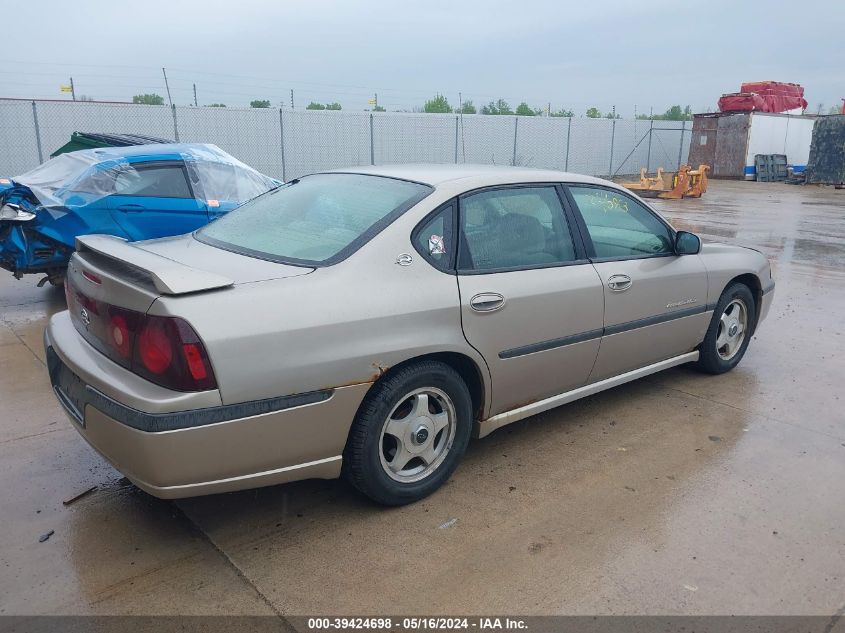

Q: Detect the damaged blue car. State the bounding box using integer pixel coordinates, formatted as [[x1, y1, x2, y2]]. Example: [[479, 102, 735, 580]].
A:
[[0, 144, 280, 284]]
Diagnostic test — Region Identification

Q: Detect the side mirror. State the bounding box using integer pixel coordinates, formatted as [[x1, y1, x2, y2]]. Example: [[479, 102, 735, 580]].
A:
[[675, 231, 701, 255]]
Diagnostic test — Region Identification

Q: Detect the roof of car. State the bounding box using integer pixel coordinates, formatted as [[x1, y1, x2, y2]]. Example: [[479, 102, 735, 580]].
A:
[[71, 143, 227, 162], [321, 163, 612, 188]]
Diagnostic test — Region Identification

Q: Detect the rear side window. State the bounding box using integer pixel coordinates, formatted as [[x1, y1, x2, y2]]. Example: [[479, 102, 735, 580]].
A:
[[197, 173, 432, 265], [458, 186, 577, 271], [113, 165, 192, 199], [568, 186, 672, 258]]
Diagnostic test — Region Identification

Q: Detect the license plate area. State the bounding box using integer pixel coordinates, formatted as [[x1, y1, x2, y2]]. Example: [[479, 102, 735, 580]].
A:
[[47, 347, 88, 427]]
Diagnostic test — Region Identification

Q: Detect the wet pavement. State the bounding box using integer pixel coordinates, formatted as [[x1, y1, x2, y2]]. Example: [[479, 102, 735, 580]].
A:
[[0, 180, 843, 615]]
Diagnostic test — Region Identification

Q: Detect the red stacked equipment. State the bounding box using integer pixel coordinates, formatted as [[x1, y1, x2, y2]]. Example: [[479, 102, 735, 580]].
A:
[[718, 81, 808, 113]]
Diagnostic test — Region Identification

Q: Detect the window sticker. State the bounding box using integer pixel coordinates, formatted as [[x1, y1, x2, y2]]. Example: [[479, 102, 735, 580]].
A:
[[428, 234, 446, 255]]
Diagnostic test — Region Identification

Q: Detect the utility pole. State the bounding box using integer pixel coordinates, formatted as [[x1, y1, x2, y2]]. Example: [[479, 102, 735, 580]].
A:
[[162, 67, 173, 106], [193, 83, 198, 107], [458, 92, 462, 113], [548, 102, 551, 117], [69, 77, 76, 101], [634, 104, 637, 120], [290, 89, 294, 109], [374, 93, 378, 109]]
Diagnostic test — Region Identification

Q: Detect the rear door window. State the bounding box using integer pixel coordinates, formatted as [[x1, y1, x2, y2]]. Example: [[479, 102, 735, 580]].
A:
[[458, 186, 577, 271]]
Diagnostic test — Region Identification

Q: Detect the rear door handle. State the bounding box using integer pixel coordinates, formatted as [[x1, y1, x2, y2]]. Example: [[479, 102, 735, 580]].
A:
[[607, 274, 632, 292], [470, 292, 505, 312], [116, 204, 145, 213]]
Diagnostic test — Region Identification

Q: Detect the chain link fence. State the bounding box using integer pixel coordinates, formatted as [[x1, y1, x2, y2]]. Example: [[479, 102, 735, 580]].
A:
[[0, 99, 690, 181]]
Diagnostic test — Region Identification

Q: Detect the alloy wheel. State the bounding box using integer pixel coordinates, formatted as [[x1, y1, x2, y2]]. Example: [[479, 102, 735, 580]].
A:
[[379, 387, 457, 483], [716, 298, 748, 361]]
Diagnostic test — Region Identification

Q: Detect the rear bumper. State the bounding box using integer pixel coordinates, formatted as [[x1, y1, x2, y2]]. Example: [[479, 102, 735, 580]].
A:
[[45, 312, 368, 498]]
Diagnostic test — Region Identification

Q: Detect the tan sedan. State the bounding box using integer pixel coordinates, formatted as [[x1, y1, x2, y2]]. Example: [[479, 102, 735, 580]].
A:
[[45, 165, 774, 505]]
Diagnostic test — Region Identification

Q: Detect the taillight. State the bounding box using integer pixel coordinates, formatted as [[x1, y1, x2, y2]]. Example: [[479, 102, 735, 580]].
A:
[[137, 318, 173, 374], [182, 344, 208, 380], [130, 314, 217, 392], [66, 277, 216, 392], [108, 312, 132, 359]]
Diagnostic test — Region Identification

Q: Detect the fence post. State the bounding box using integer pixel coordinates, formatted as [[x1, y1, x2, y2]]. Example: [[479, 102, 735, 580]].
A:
[[676, 120, 686, 169], [369, 113, 375, 166], [565, 117, 572, 171], [512, 116, 519, 166], [454, 116, 459, 164], [608, 118, 616, 176], [279, 108, 287, 182], [170, 104, 180, 142], [646, 120, 653, 172], [31, 101, 44, 164]]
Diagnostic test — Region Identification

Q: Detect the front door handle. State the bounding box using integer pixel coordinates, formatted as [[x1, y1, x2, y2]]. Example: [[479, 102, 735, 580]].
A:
[[607, 274, 632, 292], [470, 292, 505, 313], [116, 204, 145, 213]]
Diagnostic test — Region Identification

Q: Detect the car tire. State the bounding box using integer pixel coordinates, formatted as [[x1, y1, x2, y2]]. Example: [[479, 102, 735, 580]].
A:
[[696, 282, 756, 374], [343, 360, 473, 506]]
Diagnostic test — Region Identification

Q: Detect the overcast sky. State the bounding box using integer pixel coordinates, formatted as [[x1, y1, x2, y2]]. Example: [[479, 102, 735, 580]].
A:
[[3, 0, 843, 116]]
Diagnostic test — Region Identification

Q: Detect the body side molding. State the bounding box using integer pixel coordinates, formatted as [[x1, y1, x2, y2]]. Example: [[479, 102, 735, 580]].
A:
[[476, 350, 700, 438]]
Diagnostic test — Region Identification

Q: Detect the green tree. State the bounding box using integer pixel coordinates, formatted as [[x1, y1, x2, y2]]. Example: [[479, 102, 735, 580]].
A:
[[326, 102, 342, 111], [605, 111, 620, 119], [132, 93, 164, 105], [207, 103, 226, 107], [306, 102, 326, 110], [482, 99, 513, 115], [424, 94, 452, 113], [586, 107, 602, 118], [515, 102, 536, 116], [372, 105, 386, 112], [458, 100, 476, 114], [250, 99, 271, 108], [652, 105, 692, 121], [550, 108, 574, 117]]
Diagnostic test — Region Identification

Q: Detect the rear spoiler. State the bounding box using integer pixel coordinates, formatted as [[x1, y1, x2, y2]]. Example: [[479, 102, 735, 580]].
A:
[[75, 235, 234, 295]]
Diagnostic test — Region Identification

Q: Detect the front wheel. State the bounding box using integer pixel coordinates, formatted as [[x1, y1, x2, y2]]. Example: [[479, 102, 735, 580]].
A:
[[696, 282, 756, 374], [343, 361, 473, 506]]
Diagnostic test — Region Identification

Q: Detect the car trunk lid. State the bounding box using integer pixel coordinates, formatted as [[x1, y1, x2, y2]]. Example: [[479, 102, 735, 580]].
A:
[[66, 234, 313, 365]]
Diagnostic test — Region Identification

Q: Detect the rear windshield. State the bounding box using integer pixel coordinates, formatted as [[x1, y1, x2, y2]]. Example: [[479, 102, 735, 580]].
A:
[[195, 173, 432, 265]]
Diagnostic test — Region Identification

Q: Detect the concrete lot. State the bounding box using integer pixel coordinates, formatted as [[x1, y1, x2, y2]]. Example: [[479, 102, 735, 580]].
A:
[[0, 180, 843, 616]]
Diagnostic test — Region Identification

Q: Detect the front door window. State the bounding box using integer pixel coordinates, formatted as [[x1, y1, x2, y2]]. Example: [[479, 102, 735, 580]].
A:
[[568, 186, 672, 259]]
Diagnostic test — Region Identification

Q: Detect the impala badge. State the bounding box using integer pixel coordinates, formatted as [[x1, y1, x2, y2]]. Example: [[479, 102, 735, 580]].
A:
[[666, 298, 697, 308], [80, 307, 91, 327]]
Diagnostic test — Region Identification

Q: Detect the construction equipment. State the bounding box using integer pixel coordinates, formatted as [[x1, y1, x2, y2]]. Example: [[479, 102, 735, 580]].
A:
[[621, 164, 709, 199]]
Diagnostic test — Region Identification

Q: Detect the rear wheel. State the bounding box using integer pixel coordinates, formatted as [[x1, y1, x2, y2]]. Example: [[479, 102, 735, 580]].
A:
[[696, 282, 756, 374], [343, 361, 472, 505]]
